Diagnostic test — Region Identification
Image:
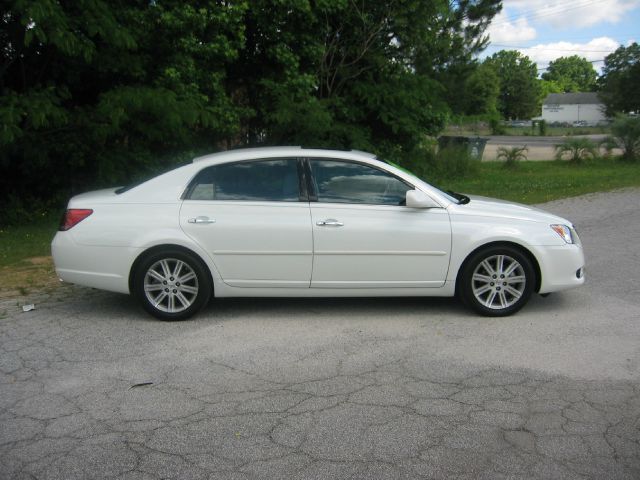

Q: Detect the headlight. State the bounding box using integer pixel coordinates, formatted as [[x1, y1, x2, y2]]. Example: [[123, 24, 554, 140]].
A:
[[550, 224, 574, 244]]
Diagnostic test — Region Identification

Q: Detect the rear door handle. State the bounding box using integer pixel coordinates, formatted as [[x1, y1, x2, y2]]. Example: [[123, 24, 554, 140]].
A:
[[188, 216, 216, 224], [316, 219, 344, 227]]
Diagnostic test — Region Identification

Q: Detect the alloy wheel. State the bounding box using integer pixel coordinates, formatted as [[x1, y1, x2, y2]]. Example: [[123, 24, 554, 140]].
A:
[[143, 258, 199, 313], [471, 254, 526, 310]]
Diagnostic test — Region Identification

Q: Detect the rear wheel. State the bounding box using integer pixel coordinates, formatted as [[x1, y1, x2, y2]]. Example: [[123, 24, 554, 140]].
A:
[[459, 246, 535, 317], [133, 249, 211, 320]]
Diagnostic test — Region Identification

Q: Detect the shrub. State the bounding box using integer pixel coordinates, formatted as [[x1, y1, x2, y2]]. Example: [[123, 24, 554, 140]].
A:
[[555, 138, 598, 164], [0, 194, 57, 227], [496, 146, 528, 168], [397, 143, 479, 182], [434, 145, 480, 179], [489, 116, 506, 135], [610, 115, 640, 161], [538, 120, 547, 136]]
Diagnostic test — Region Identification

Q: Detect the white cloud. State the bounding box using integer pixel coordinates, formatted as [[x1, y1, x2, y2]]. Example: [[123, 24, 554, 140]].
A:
[[518, 37, 620, 71], [487, 11, 537, 43], [503, 0, 640, 28]]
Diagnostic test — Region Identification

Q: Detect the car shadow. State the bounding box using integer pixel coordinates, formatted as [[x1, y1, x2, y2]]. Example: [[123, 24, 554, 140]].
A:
[[51, 287, 568, 324], [206, 295, 464, 318]]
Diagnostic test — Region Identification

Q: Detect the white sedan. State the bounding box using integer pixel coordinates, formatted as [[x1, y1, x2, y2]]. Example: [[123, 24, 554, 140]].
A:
[[52, 147, 585, 320]]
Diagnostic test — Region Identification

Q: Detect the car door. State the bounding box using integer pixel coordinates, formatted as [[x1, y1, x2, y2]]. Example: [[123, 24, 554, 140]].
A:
[[180, 158, 313, 288], [307, 158, 451, 289]]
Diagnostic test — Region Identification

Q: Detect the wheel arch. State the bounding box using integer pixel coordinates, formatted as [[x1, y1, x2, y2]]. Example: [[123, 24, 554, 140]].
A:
[[454, 241, 542, 296], [128, 244, 214, 296]]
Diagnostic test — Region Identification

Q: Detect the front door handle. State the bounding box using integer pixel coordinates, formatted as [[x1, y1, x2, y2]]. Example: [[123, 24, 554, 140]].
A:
[[316, 219, 344, 227], [188, 216, 216, 224]]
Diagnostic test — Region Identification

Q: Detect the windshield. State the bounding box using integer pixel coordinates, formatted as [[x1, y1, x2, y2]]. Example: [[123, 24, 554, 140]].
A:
[[382, 159, 464, 204]]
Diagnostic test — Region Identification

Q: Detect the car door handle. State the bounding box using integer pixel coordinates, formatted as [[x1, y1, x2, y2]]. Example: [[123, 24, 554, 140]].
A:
[[188, 216, 216, 224], [316, 219, 344, 227]]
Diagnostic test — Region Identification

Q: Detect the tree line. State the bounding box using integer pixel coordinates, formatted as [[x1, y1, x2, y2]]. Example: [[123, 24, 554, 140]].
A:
[[475, 46, 639, 121], [1, 1, 638, 224]]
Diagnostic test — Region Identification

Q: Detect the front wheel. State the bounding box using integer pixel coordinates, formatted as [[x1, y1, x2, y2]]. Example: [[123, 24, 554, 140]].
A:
[[133, 249, 212, 321], [459, 246, 536, 317]]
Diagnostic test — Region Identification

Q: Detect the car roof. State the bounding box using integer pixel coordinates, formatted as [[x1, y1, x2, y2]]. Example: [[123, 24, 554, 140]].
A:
[[117, 146, 452, 207], [192, 147, 378, 165]]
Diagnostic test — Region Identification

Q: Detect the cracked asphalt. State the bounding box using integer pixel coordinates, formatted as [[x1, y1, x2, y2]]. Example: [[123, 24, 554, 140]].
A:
[[1, 188, 640, 479]]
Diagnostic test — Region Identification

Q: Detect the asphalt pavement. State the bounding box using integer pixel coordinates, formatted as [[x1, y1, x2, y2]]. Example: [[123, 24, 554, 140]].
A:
[[485, 134, 609, 147], [1, 189, 639, 479]]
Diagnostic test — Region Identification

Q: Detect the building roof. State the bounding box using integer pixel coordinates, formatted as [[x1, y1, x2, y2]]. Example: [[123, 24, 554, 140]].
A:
[[543, 92, 602, 105]]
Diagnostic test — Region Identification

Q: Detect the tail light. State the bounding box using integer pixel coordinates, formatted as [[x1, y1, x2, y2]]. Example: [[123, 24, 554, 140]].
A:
[[59, 209, 93, 231]]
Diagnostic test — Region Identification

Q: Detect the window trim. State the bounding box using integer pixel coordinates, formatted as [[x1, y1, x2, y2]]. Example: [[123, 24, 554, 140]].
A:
[[303, 157, 415, 206], [181, 157, 308, 203]]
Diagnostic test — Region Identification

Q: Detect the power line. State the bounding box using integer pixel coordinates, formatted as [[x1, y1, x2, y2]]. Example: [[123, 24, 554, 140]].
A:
[[493, 33, 637, 43], [492, 0, 604, 26], [490, 43, 616, 53], [490, 0, 603, 27]]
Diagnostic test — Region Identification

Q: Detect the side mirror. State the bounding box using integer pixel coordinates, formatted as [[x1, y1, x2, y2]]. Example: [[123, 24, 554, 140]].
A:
[[406, 189, 440, 209]]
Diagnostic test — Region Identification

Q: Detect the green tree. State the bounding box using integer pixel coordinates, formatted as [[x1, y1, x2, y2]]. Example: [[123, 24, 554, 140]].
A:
[[233, 0, 501, 153], [599, 43, 640, 115], [1, 0, 503, 223], [462, 63, 500, 115], [541, 55, 597, 92], [539, 78, 563, 98], [484, 50, 541, 119], [0, 0, 248, 218]]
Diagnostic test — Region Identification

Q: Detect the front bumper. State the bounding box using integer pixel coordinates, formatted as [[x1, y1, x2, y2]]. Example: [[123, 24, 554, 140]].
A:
[[533, 243, 585, 294]]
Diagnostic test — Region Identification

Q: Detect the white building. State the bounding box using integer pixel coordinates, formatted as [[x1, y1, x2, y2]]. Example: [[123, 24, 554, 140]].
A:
[[540, 92, 608, 126]]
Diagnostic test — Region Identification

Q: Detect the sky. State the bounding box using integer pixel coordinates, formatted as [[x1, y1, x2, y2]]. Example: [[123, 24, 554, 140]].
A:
[[482, 0, 640, 74]]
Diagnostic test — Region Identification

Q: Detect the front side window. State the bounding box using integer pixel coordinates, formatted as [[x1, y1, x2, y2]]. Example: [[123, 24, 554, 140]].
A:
[[309, 159, 412, 205], [186, 159, 301, 202]]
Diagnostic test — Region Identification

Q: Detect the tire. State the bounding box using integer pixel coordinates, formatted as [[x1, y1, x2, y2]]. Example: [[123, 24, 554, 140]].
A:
[[459, 245, 535, 317], [133, 248, 212, 321]]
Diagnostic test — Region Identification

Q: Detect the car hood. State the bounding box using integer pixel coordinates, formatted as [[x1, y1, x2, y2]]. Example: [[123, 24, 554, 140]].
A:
[[451, 194, 572, 225]]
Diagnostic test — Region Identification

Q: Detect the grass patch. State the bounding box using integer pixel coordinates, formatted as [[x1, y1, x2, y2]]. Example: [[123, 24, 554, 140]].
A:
[[443, 158, 640, 204], [0, 215, 59, 267], [0, 215, 60, 298]]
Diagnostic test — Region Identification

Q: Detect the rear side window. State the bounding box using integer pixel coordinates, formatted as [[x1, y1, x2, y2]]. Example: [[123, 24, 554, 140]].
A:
[[309, 159, 412, 205], [185, 159, 302, 202]]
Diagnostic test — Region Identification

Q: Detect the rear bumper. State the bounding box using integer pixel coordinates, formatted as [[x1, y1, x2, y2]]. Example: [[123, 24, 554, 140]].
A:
[[52, 232, 138, 294], [533, 243, 585, 294]]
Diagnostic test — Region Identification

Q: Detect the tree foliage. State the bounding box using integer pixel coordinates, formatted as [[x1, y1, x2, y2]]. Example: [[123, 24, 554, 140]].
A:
[[541, 55, 597, 93], [1, 0, 502, 222], [1, 0, 248, 215], [461, 63, 500, 116], [483, 50, 540, 120], [610, 114, 640, 161], [599, 43, 640, 115], [539, 78, 563, 100]]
